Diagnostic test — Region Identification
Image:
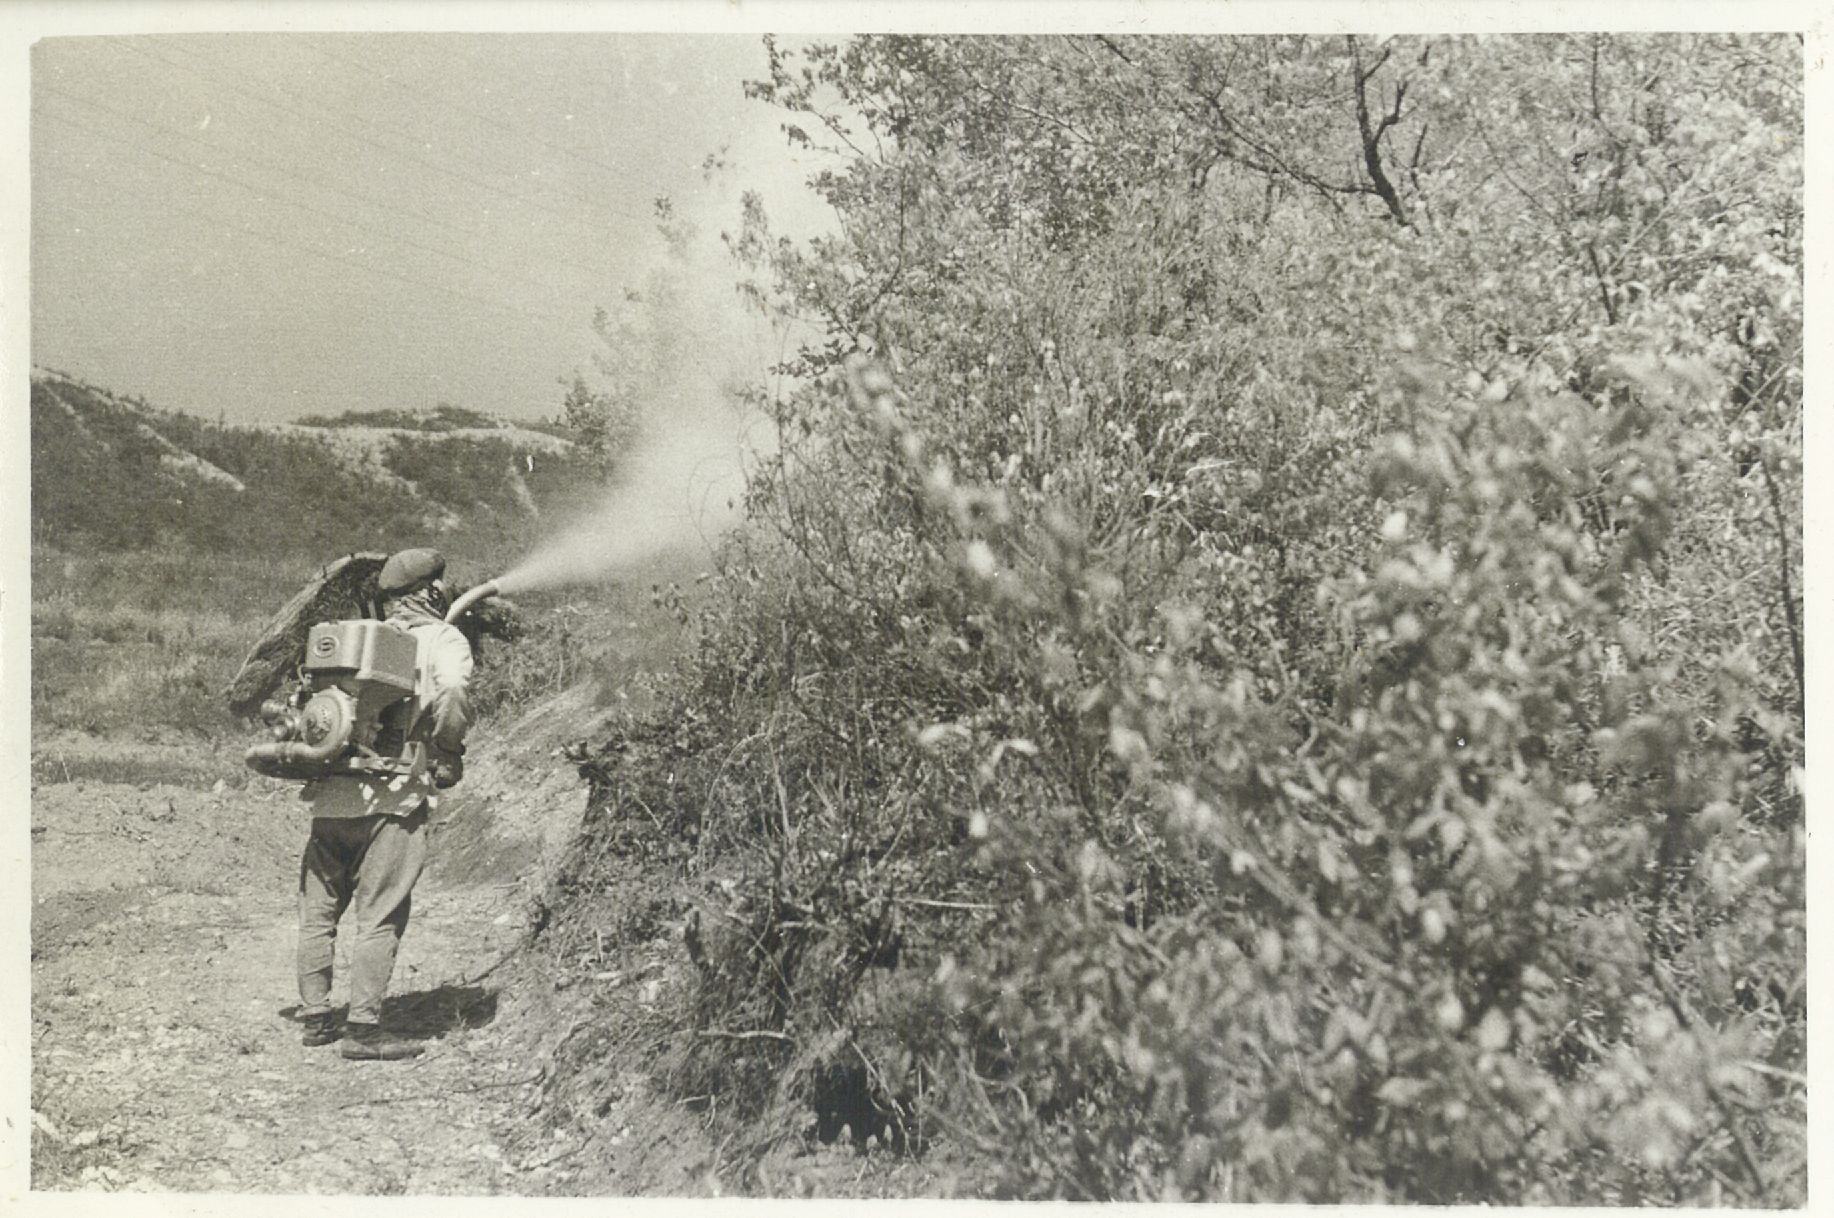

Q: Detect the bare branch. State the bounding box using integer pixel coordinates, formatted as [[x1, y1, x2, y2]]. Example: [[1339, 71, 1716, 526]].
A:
[[1349, 36, 1411, 226], [1585, 242, 1620, 324]]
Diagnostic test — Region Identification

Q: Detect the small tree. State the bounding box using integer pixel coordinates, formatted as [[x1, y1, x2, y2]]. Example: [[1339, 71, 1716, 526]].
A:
[[556, 370, 631, 474]]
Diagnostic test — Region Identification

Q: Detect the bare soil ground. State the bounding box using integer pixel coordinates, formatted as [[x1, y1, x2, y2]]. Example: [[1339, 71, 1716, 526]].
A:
[[27, 689, 722, 1197]]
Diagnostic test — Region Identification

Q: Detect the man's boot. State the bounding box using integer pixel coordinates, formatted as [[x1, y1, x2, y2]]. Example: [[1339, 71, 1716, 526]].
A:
[[340, 1022, 424, 1061], [299, 1009, 343, 1047]]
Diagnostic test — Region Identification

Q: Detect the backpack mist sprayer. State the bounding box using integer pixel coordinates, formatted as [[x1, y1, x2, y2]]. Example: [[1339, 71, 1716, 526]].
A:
[[443, 579, 501, 624], [239, 574, 504, 784], [244, 620, 425, 782]]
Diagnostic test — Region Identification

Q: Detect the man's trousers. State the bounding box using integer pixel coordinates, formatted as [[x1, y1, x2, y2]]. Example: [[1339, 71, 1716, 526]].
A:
[[296, 809, 429, 1026]]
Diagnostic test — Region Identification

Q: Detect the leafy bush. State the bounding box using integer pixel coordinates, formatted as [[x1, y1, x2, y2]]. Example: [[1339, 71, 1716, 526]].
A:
[[550, 33, 1801, 1203], [908, 357, 1801, 1203]]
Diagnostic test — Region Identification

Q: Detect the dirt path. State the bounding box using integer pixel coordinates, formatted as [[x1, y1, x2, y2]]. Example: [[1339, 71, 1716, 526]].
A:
[[29, 728, 596, 1195]]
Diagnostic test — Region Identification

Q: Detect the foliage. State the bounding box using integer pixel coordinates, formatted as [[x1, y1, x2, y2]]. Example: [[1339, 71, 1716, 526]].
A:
[[380, 431, 600, 538], [551, 33, 1801, 1203], [295, 402, 506, 431], [554, 373, 633, 474], [463, 588, 621, 721]]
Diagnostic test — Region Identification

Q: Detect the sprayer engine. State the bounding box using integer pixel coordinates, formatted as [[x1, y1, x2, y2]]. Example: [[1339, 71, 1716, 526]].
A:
[[244, 620, 423, 782]]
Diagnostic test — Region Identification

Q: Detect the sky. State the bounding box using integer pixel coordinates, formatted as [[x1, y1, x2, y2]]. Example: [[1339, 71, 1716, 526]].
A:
[[30, 32, 831, 426]]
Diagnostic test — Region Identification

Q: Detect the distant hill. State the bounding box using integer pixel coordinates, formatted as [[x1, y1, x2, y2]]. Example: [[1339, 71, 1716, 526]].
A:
[[294, 403, 573, 438], [30, 368, 603, 559]]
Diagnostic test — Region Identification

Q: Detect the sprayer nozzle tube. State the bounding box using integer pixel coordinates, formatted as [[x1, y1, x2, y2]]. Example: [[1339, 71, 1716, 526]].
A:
[[445, 580, 502, 624]]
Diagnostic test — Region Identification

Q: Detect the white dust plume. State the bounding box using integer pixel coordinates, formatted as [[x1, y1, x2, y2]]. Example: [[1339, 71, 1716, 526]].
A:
[[491, 207, 783, 597], [494, 392, 761, 597]]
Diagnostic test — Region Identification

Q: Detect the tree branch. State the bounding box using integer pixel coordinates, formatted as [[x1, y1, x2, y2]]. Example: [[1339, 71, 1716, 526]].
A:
[[1350, 36, 1411, 226], [1585, 242, 1620, 324], [1759, 453, 1805, 724], [1189, 83, 1367, 214], [1092, 34, 1134, 65], [1648, 961, 1771, 1202]]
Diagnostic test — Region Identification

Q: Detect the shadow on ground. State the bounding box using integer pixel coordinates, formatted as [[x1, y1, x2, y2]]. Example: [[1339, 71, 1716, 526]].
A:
[[380, 984, 500, 1038], [275, 983, 501, 1042]]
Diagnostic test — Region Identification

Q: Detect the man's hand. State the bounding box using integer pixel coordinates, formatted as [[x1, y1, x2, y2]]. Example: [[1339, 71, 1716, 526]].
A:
[[431, 753, 464, 789]]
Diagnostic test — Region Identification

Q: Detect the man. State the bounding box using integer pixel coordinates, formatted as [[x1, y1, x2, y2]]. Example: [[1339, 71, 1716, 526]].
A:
[[293, 548, 474, 1060]]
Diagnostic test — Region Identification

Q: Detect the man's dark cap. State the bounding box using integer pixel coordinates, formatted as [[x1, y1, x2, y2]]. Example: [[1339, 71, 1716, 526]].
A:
[[377, 548, 447, 596]]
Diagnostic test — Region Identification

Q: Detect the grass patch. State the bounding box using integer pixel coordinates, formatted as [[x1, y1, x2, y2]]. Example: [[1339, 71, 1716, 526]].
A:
[[29, 746, 251, 790], [32, 547, 341, 741]]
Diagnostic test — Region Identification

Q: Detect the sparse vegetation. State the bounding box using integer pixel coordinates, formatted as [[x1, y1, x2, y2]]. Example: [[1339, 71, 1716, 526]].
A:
[[295, 403, 506, 431], [30, 370, 603, 558], [32, 547, 304, 739]]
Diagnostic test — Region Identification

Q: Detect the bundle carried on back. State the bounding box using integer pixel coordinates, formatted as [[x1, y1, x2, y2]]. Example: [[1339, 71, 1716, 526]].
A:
[[223, 551, 517, 722], [224, 553, 388, 720]]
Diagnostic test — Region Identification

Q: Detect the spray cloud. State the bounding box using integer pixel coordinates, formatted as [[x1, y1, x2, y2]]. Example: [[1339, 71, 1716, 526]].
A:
[[495, 393, 757, 596], [493, 207, 778, 598]]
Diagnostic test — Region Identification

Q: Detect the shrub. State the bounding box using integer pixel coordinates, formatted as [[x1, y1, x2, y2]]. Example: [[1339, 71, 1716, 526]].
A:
[[550, 33, 1802, 1203]]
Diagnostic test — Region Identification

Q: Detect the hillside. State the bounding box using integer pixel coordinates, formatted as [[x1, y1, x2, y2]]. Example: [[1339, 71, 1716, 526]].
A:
[[29, 368, 600, 559], [27, 366, 634, 753]]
